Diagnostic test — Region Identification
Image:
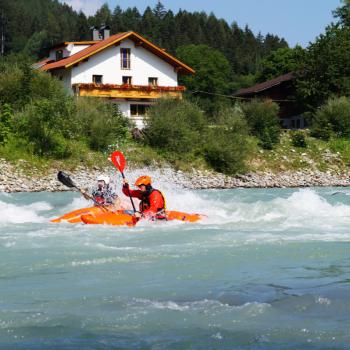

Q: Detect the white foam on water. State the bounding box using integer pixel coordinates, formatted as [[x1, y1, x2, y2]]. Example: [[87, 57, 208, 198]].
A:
[[70, 255, 139, 266], [51, 185, 350, 244], [65, 196, 89, 211], [198, 188, 350, 230], [132, 298, 271, 314], [0, 200, 52, 224], [3, 182, 350, 244]]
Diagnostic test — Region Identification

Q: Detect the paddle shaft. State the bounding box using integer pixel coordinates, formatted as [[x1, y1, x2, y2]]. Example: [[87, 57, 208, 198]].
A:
[[120, 171, 137, 213], [57, 171, 110, 211], [75, 186, 110, 211]]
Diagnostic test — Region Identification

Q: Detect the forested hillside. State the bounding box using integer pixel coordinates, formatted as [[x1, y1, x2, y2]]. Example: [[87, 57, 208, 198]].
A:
[[0, 0, 288, 76]]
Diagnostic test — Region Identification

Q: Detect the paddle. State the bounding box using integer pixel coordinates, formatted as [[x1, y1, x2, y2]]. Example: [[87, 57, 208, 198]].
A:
[[110, 151, 137, 213], [57, 171, 108, 210]]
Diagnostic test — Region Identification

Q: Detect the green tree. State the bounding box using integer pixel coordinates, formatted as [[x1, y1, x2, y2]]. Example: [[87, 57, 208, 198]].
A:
[[144, 98, 206, 154], [153, 1, 167, 20], [311, 96, 350, 140], [176, 44, 231, 115], [91, 3, 112, 27], [74, 98, 130, 151], [23, 31, 49, 60], [257, 47, 303, 82], [297, 24, 350, 109], [241, 99, 281, 149], [111, 6, 126, 33], [205, 107, 254, 174], [333, 0, 350, 27]]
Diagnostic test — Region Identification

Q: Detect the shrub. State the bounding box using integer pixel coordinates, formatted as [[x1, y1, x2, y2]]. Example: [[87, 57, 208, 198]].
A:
[[0, 62, 24, 108], [0, 104, 13, 145], [241, 99, 281, 149], [204, 108, 254, 174], [144, 98, 206, 154], [311, 96, 350, 140], [74, 98, 130, 151], [14, 98, 73, 158], [291, 131, 307, 148]]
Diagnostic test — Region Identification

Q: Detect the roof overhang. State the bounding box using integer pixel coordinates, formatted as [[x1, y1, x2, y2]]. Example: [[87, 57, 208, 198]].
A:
[[40, 31, 195, 75]]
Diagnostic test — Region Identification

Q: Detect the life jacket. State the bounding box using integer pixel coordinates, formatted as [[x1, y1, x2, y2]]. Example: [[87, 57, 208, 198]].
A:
[[139, 188, 167, 219], [92, 185, 116, 205], [94, 196, 105, 204]]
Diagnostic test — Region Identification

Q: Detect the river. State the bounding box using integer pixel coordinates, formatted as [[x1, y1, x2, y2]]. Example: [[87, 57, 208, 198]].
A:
[[1, 186, 350, 349]]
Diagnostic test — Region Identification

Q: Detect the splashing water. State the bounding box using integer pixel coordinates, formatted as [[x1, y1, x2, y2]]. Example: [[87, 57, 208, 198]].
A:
[[1, 186, 350, 349]]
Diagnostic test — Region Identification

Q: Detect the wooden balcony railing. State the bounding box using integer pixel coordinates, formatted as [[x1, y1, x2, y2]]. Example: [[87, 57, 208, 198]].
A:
[[73, 83, 185, 99]]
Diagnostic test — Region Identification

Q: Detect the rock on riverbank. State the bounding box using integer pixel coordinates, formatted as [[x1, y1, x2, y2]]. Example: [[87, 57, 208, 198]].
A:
[[1, 158, 350, 192]]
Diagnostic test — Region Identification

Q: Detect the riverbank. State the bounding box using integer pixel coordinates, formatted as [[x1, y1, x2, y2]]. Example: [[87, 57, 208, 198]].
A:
[[1, 158, 350, 192]]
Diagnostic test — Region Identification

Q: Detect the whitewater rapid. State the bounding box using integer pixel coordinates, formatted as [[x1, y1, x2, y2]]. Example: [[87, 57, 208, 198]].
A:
[[2, 184, 350, 239]]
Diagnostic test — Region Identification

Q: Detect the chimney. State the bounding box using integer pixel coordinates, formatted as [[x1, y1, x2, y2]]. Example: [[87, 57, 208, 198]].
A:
[[90, 26, 100, 41], [100, 25, 110, 40]]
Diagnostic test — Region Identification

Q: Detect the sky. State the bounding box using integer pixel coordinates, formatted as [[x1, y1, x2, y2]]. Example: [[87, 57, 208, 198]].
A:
[[60, 0, 343, 47]]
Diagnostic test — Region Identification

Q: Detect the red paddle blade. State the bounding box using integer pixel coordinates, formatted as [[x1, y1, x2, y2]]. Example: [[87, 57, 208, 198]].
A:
[[110, 151, 126, 173]]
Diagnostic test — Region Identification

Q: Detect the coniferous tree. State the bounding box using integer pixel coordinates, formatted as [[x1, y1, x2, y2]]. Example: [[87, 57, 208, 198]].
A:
[[153, 1, 167, 20]]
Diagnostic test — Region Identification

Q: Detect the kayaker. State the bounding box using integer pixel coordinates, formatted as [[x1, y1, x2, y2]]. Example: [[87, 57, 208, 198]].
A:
[[83, 175, 121, 207], [122, 175, 166, 220]]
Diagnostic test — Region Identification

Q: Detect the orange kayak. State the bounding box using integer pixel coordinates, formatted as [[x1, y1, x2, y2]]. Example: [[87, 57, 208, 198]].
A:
[[81, 212, 138, 226], [81, 210, 205, 226], [52, 207, 205, 226], [51, 205, 113, 223]]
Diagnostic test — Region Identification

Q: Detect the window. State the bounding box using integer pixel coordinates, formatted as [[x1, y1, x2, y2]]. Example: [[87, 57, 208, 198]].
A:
[[121, 48, 131, 69], [56, 50, 63, 61], [148, 77, 158, 86], [130, 104, 149, 116], [92, 75, 103, 84], [122, 76, 132, 85]]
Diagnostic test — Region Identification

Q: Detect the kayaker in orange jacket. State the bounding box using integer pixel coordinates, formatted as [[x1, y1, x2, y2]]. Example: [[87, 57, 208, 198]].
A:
[[122, 175, 166, 220]]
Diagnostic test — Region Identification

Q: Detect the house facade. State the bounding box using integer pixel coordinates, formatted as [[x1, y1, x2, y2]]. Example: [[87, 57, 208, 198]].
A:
[[233, 72, 306, 129], [36, 31, 194, 128]]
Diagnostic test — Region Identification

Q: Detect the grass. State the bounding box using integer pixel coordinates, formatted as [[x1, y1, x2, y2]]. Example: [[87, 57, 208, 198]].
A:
[[248, 130, 346, 173], [0, 138, 110, 176]]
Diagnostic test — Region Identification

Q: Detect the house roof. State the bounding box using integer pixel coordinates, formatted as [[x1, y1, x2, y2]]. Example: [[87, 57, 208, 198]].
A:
[[233, 72, 295, 97], [32, 58, 51, 69], [40, 31, 195, 75]]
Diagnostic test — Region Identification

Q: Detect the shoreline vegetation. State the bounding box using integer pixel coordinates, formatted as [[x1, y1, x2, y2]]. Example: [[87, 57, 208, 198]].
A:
[[2, 129, 350, 192]]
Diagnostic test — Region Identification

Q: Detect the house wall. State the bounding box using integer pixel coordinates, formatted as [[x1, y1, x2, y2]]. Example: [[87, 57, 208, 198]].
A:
[[114, 100, 155, 129], [69, 45, 91, 56], [51, 68, 72, 93], [71, 39, 178, 86]]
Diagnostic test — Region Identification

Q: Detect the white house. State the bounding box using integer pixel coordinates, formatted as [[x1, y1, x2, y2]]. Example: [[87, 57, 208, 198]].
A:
[[36, 30, 195, 128]]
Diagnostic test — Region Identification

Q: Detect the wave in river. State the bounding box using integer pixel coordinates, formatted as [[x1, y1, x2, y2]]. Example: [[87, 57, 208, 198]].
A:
[[1, 187, 350, 232]]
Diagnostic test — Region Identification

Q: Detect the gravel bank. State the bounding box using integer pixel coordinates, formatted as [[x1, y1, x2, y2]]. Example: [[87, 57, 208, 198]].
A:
[[1, 158, 350, 192]]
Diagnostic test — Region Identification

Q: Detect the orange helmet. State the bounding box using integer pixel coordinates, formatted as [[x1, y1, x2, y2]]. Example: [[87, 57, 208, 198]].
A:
[[135, 175, 152, 187]]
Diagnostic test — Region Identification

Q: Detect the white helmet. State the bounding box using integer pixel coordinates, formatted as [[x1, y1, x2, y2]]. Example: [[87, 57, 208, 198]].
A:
[[97, 175, 110, 185]]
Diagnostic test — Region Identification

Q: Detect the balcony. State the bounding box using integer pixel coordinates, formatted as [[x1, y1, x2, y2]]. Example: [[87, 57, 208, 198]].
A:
[[73, 83, 185, 99]]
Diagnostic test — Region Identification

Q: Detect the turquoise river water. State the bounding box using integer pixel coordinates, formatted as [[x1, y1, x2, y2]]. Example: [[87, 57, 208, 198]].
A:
[[1, 186, 350, 349]]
